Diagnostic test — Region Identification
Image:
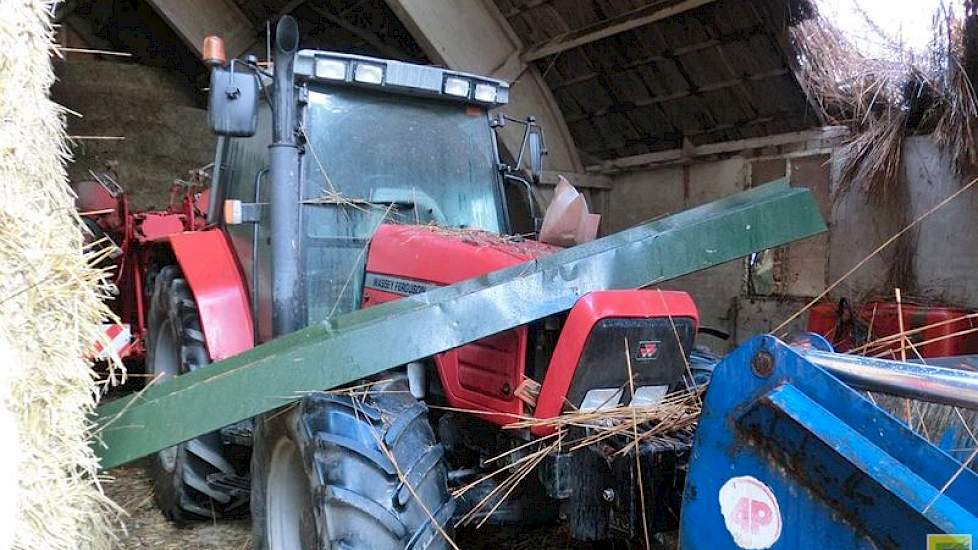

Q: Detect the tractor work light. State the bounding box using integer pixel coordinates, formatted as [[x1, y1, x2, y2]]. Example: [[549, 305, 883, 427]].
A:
[[353, 63, 384, 84], [443, 76, 471, 98], [473, 83, 498, 103], [315, 58, 347, 80], [296, 51, 511, 108]]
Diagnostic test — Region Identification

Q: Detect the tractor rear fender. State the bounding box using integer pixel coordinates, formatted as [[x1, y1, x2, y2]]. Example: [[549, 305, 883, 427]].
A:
[[532, 290, 699, 436], [167, 229, 254, 360]]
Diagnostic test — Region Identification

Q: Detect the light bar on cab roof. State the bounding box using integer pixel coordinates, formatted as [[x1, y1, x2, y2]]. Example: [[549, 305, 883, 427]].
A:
[[294, 50, 510, 108]]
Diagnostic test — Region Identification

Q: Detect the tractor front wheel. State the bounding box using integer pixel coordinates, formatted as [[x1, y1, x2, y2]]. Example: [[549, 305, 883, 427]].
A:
[[251, 379, 455, 549], [146, 266, 249, 521]]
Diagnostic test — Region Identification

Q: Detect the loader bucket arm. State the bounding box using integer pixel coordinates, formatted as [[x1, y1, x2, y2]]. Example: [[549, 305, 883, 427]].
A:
[[93, 179, 826, 469], [681, 336, 978, 548]]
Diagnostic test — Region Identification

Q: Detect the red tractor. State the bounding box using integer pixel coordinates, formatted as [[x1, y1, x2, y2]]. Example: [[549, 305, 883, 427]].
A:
[[83, 17, 710, 548]]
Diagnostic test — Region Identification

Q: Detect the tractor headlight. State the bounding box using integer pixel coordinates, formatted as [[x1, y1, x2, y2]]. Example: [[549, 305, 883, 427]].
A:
[[354, 63, 384, 85], [473, 83, 498, 103], [315, 58, 348, 80], [579, 388, 623, 412], [443, 77, 470, 98]]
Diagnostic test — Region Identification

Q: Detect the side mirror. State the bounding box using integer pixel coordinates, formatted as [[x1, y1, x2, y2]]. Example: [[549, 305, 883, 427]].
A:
[[207, 61, 259, 137], [527, 126, 546, 181]]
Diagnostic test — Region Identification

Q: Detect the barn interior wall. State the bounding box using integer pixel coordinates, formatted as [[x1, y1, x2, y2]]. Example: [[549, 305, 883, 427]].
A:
[[904, 137, 978, 306], [605, 135, 978, 351], [606, 158, 751, 350]]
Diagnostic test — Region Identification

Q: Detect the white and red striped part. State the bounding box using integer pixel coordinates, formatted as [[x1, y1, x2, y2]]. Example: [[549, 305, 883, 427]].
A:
[[91, 323, 133, 360]]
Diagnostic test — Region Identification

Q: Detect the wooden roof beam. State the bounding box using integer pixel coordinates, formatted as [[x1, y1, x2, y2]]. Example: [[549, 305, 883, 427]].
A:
[[747, 2, 828, 126], [539, 170, 612, 189], [563, 68, 789, 124], [586, 126, 848, 172], [582, 109, 810, 159], [522, 0, 720, 62], [147, 0, 256, 60], [549, 36, 719, 90]]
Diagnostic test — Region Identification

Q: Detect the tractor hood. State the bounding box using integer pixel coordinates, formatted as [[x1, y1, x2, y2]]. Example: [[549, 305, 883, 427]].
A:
[[364, 224, 559, 292]]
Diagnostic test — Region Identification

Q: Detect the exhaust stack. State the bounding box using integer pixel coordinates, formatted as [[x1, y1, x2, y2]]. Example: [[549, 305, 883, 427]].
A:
[[269, 16, 303, 336]]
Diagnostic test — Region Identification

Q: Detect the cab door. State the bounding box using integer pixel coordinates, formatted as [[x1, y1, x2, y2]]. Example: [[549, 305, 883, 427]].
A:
[[221, 105, 273, 342]]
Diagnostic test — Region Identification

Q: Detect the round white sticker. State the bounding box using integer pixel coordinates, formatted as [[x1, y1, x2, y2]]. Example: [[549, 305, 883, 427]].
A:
[[718, 476, 782, 549]]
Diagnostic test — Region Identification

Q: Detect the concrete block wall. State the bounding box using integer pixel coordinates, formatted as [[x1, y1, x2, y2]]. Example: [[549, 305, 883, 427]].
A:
[[605, 152, 835, 348], [604, 135, 978, 350], [903, 137, 978, 306], [53, 60, 215, 209], [607, 158, 749, 346], [828, 136, 978, 308]]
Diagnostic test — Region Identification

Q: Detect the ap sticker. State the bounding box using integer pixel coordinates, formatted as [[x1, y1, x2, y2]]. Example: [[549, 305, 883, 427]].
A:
[[718, 476, 782, 549]]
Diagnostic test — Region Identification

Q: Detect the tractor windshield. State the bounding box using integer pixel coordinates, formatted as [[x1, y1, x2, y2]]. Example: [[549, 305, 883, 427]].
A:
[[302, 85, 505, 233], [300, 84, 507, 322]]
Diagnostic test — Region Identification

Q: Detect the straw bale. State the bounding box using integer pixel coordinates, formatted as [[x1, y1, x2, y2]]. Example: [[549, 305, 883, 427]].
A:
[[0, 1, 121, 548]]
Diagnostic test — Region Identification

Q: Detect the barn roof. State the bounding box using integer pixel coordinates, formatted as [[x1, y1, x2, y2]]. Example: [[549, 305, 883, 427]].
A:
[[60, 0, 822, 167], [494, 0, 821, 164]]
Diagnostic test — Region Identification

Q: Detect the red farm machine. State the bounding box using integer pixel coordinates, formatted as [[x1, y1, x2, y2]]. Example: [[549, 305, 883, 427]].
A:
[[83, 17, 978, 548], [80, 17, 705, 546], [80, 17, 743, 548], [77, 172, 209, 363]]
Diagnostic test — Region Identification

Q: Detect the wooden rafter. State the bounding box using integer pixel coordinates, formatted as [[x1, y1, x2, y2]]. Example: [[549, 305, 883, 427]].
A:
[[546, 24, 767, 91], [521, 0, 720, 62], [563, 68, 789, 124], [586, 127, 848, 172], [746, 2, 828, 126], [146, 0, 256, 59], [581, 109, 816, 159]]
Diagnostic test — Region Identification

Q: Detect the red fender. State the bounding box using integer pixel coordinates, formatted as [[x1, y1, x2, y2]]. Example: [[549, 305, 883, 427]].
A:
[[531, 290, 699, 436], [168, 229, 254, 360]]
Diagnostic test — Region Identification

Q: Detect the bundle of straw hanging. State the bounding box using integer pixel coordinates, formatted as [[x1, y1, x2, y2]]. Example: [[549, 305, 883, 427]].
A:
[[791, 10, 912, 199], [791, 2, 978, 199], [0, 2, 120, 548]]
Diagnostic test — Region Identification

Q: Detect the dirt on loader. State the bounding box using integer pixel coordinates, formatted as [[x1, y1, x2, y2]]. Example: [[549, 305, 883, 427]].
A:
[[106, 462, 609, 549]]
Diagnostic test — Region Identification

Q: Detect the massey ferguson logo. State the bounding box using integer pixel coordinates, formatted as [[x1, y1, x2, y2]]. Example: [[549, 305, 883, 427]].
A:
[[636, 340, 660, 361]]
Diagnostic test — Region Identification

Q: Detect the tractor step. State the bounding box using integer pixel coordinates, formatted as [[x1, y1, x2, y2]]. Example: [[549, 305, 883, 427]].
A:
[[206, 471, 250, 495], [220, 419, 254, 446]]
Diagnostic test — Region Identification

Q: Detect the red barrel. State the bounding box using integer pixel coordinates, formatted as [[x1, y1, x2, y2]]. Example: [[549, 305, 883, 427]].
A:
[[807, 300, 978, 358]]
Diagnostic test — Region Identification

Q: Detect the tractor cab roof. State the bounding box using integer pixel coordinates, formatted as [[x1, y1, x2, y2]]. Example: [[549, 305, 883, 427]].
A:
[[293, 50, 510, 109]]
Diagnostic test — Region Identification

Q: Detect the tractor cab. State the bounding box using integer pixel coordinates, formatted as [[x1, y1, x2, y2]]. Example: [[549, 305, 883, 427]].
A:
[[210, 48, 544, 340]]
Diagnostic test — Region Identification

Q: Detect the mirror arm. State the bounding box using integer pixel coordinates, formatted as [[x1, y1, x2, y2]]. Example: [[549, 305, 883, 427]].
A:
[[515, 120, 531, 171], [503, 173, 539, 231]]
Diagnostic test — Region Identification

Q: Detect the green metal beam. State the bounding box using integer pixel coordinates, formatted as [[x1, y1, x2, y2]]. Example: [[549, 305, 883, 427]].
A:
[[93, 180, 826, 468]]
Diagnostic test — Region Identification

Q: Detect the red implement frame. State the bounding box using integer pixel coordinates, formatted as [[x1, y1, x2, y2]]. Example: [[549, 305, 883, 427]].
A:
[[76, 174, 218, 362]]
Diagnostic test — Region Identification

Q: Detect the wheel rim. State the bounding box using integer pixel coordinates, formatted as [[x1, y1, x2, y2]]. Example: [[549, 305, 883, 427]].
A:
[[152, 318, 180, 472], [266, 438, 318, 549]]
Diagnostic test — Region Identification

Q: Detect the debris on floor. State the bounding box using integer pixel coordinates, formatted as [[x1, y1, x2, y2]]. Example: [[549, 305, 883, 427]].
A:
[[105, 462, 677, 549]]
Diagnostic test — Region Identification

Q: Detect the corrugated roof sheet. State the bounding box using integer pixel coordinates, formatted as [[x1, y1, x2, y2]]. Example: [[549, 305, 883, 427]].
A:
[[496, 0, 819, 161]]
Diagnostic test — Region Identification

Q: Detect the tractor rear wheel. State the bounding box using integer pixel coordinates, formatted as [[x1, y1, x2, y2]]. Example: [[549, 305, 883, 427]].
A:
[[251, 379, 455, 549], [146, 266, 249, 521]]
